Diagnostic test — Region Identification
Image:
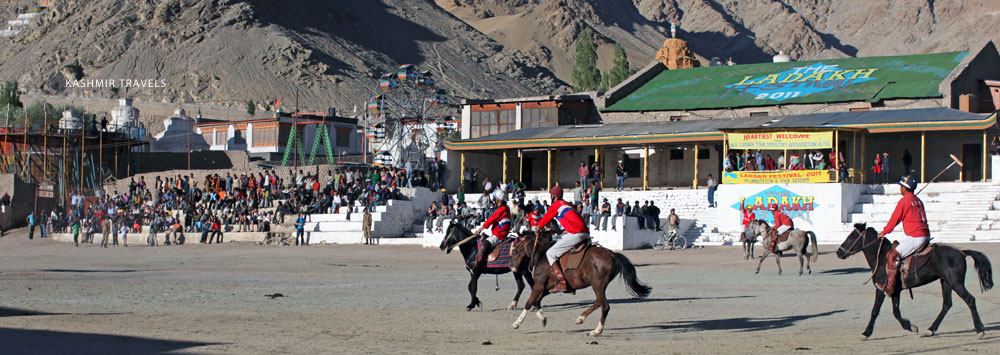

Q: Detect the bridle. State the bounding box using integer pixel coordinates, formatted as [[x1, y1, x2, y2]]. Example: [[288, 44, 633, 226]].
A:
[[838, 226, 884, 257]]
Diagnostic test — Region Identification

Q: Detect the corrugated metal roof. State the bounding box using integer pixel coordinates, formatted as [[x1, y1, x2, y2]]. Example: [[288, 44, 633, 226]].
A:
[[766, 107, 987, 128], [462, 116, 774, 142], [603, 51, 967, 112]]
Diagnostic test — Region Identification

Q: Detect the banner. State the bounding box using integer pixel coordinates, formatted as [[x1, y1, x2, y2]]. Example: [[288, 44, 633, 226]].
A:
[[727, 131, 832, 150], [722, 170, 830, 184]]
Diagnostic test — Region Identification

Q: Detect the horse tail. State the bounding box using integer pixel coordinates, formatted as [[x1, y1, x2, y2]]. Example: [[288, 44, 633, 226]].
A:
[[963, 249, 994, 292], [611, 252, 651, 299], [807, 231, 818, 262]]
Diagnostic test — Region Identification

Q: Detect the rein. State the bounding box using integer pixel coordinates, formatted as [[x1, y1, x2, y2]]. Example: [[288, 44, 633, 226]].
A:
[[841, 227, 887, 286]]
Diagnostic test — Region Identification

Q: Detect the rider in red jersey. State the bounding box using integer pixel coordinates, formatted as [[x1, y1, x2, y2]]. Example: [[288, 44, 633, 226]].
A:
[[768, 203, 793, 252], [878, 175, 930, 294], [472, 190, 511, 269], [536, 185, 590, 293]]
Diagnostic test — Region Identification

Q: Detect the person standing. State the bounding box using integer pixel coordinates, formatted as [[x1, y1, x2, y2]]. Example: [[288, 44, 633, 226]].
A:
[[872, 154, 883, 184], [404, 159, 414, 188], [26, 211, 36, 239], [902, 149, 913, 175], [578, 162, 588, 188], [101, 217, 112, 248], [363, 206, 374, 245], [882, 152, 891, 184], [294, 213, 306, 246], [38, 210, 47, 238], [615, 160, 626, 192], [72, 221, 80, 247], [706, 174, 717, 208], [589, 181, 601, 227], [591, 162, 602, 187]]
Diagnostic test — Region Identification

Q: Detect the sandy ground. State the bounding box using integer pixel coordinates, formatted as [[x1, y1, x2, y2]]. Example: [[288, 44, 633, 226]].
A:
[[1, 229, 999, 354]]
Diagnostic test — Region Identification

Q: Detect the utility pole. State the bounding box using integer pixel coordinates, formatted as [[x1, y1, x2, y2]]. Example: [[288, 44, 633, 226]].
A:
[[187, 113, 191, 170], [43, 106, 47, 181]]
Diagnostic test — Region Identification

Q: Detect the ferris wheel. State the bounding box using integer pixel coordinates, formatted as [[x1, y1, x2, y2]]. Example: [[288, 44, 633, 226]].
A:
[[365, 64, 455, 167]]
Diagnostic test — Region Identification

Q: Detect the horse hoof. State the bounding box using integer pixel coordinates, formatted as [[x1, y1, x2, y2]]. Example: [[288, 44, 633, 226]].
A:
[[575, 317, 585, 325], [588, 330, 602, 337], [922, 330, 935, 337], [511, 323, 520, 329], [860, 335, 869, 341], [754, 270, 760, 274], [910, 324, 919, 334], [466, 307, 474, 312], [978, 331, 986, 339], [506, 302, 517, 311]]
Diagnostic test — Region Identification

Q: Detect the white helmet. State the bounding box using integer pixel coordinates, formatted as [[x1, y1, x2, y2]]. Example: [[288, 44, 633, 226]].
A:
[[491, 189, 506, 202]]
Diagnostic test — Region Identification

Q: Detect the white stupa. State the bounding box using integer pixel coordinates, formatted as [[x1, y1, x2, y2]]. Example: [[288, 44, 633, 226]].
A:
[[151, 107, 209, 152], [58, 110, 82, 130]]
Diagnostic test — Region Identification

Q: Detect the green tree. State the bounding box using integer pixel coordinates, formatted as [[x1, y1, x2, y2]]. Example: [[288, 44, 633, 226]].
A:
[[247, 99, 256, 116], [0, 80, 23, 109], [607, 44, 632, 88], [571, 28, 602, 92]]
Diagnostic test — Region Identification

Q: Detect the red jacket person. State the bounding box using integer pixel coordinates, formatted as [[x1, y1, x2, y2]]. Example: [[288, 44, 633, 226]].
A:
[[472, 190, 511, 269], [536, 185, 591, 293], [878, 175, 930, 294]]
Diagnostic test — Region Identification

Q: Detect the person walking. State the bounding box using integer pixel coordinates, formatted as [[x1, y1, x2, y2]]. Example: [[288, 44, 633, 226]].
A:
[[26, 211, 36, 239], [294, 212, 307, 246], [615, 160, 626, 192], [706, 174, 717, 208]]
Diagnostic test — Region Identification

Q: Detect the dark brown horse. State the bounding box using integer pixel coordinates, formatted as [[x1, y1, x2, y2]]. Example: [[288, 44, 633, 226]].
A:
[[837, 223, 994, 339], [509, 232, 650, 336], [440, 223, 533, 311]]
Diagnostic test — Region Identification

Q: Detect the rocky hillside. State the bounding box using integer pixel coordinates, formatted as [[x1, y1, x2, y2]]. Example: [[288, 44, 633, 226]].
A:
[[0, 0, 565, 112], [1, 0, 998, 113], [440, 0, 1000, 82]]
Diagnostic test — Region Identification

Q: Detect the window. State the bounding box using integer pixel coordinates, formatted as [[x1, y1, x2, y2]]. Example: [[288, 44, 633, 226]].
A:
[[468, 109, 514, 138], [522, 107, 557, 128], [252, 124, 279, 147], [215, 130, 227, 146], [849, 107, 870, 112], [698, 147, 710, 160], [669, 115, 685, 121], [670, 148, 684, 160], [335, 127, 351, 147], [201, 130, 213, 145], [749, 112, 769, 117]]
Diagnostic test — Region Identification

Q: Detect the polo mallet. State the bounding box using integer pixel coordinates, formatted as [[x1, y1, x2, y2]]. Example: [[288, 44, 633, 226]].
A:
[[915, 154, 963, 195]]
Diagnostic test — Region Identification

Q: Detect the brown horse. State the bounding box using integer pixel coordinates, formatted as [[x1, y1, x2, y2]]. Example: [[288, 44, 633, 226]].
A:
[[509, 232, 651, 336]]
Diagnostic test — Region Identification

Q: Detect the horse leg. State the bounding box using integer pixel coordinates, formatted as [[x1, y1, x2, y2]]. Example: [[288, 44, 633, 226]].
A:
[[754, 250, 770, 274], [947, 277, 986, 337], [890, 295, 918, 334], [576, 303, 600, 325], [774, 248, 782, 275], [862, 290, 886, 340], [923, 280, 953, 337], [466, 274, 482, 311], [743, 240, 749, 260], [509, 271, 525, 310], [512, 283, 545, 329], [589, 282, 611, 337]]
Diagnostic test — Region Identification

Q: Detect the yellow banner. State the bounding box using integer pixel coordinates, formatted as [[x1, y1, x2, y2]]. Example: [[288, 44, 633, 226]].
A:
[[727, 131, 832, 150], [722, 170, 830, 184]]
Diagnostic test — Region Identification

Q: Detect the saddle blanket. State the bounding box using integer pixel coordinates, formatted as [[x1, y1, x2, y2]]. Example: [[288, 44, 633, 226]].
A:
[[478, 239, 514, 269]]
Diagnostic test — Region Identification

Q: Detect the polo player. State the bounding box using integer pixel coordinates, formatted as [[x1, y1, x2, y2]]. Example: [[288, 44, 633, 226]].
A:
[[536, 185, 591, 293], [768, 203, 793, 252], [878, 175, 930, 294], [472, 190, 511, 269]]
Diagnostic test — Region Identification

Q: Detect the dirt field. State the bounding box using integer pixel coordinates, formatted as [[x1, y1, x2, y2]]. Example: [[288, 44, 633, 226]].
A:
[[1, 228, 998, 354]]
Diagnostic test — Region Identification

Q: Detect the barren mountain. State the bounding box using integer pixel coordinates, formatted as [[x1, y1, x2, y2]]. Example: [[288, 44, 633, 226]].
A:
[[440, 0, 1000, 82], [0, 0, 565, 112], [1, 0, 998, 114]]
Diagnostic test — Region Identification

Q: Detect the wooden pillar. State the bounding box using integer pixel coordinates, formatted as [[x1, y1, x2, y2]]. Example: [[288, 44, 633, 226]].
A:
[[860, 133, 866, 184], [783, 148, 788, 170], [42, 107, 47, 180], [920, 131, 926, 183], [852, 131, 857, 182], [692, 144, 699, 189], [833, 130, 839, 170], [959, 132, 964, 182], [723, 133, 728, 163], [99, 131, 103, 186], [546, 148, 552, 190], [459, 152, 465, 189], [643, 144, 649, 190], [594, 147, 600, 188], [518, 149, 523, 182], [555, 148, 560, 185], [984, 131, 989, 182], [79, 123, 84, 192], [502, 150, 508, 182]]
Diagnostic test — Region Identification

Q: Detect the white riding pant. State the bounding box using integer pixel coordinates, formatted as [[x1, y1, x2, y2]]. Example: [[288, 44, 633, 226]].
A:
[[775, 225, 791, 235], [894, 235, 929, 259], [481, 231, 501, 246], [546, 232, 590, 265]]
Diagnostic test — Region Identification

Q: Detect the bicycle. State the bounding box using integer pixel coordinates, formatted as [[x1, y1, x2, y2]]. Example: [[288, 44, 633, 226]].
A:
[[653, 228, 686, 250]]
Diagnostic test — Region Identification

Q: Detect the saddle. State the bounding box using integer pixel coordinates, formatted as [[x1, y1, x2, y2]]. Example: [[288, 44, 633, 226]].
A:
[[900, 242, 935, 289], [559, 241, 595, 271], [482, 238, 515, 269]]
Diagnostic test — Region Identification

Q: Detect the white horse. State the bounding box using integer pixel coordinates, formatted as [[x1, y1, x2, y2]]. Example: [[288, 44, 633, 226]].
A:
[[754, 224, 819, 275]]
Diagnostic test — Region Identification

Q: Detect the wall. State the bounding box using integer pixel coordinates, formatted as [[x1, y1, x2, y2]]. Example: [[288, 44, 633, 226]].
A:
[[715, 183, 863, 235], [0, 173, 37, 230], [599, 98, 940, 124], [943, 41, 1000, 110]]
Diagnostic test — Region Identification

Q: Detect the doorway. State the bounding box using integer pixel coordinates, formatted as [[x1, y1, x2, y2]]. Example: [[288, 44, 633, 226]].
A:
[[962, 143, 982, 181], [521, 157, 534, 189]]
